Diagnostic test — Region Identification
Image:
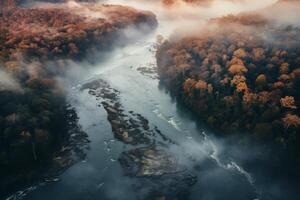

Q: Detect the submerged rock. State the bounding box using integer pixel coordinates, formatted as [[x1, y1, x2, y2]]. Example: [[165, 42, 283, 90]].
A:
[[119, 146, 197, 200], [120, 146, 180, 177]]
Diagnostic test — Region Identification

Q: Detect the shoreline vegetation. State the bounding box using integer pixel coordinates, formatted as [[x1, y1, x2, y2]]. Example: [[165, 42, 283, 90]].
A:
[[156, 0, 300, 179], [0, 1, 157, 197]]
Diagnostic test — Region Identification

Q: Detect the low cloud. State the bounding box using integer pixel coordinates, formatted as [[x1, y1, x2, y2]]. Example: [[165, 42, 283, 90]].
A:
[[0, 69, 23, 92]]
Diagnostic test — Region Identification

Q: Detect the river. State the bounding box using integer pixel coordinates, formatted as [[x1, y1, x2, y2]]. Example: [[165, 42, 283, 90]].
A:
[[6, 0, 289, 200]]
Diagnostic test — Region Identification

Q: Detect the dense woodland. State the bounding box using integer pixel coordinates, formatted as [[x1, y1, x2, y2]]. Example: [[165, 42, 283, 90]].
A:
[[0, 78, 72, 187], [0, 4, 156, 61], [0, 1, 157, 195], [156, 5, 300, 177]]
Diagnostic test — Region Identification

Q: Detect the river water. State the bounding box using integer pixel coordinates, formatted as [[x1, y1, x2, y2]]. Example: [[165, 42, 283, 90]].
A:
[[7, 0, 291, 200]]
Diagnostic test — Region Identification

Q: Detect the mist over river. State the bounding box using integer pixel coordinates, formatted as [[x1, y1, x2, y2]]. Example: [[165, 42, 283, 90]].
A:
[[5, 0, 299, 200]]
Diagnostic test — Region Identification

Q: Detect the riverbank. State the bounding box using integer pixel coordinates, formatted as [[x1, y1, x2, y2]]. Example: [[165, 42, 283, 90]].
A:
[[156, 0, 300, 181], [0, 2, 157, 198]]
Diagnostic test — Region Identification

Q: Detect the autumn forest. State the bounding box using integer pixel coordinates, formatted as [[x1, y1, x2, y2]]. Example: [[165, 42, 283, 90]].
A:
[[0, 0, 299, 200]]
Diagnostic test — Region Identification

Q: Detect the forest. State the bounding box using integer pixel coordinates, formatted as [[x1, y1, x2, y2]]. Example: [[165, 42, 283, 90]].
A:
[[1, 0, 299, 199], [156, 1, 300, 178], [0, 1, 157, 196]]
